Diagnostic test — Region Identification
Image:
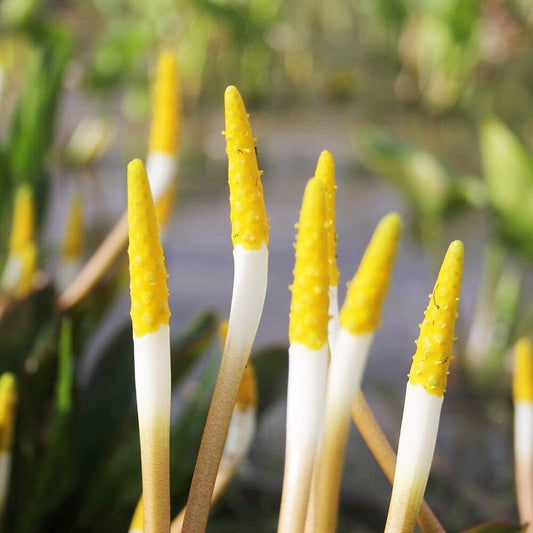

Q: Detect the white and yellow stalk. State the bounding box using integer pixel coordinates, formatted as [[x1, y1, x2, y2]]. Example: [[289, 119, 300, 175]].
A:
[[513, 337, 533, 531], [315, 150, 340, 344], [278, 176, 329, 533], [182, 85, 268, 533], [1, 184, 37, 298], [0, 373, 16, 522], [58, 193, 85, 291], [314, 213, 401, 533], [58, 51, 180, 311], [385, 240, 464, 533], [171, 364, 258, 533], [128, 159, 171, 533]]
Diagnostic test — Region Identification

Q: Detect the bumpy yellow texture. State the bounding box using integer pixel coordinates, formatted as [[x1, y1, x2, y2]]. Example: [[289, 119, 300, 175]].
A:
[[289, 177, 329, 349], [513, 338, 533, 402], [409, 240, 464, 396], [10, 184, 34, 255], [223, 86, 269, 249], [315, 150, 339, 287], [236, 364, 258, 409], [129, 495, 144, 530], [340, 213, 402, 335], [128, 159, 170, 337], [0, 373, 17, 452], [62, 194, 85, 260], [148, 52, 180, 154]]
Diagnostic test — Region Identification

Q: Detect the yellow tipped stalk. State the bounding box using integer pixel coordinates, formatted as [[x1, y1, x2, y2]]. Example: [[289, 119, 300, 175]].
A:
[[513, 338, 533, 530], [0, 373, 17, 521], [58, 51, 181, 311], [224, 85, 269, 250], [385, 240, 463, 533], [182, 86, 268, 533], [279, 177, 329, 533], [128, 159, 171, 532], [129, 496, 144, 533], [315, 150, 340, 343], [2, 185, 37, 297], [171, 365, 258, 533], [314, 213, 401, 533]]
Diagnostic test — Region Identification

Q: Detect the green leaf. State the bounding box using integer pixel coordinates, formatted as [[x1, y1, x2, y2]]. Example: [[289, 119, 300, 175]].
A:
[[481, 119, 533, 259]]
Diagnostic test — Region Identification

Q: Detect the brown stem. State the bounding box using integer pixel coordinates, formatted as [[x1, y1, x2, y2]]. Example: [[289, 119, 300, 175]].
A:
[[351, 390, 445, 533]]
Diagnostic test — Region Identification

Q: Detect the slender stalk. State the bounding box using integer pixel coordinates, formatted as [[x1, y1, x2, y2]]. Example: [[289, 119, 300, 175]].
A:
[[278, 177, 329, 533], [182, 86, 268, 533], [128, 159, 172, 532], [314, 213, 401, 533], [385, 241, 464, 533]]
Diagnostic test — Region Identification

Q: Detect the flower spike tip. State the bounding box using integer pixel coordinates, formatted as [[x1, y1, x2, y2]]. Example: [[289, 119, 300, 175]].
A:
[[146, 51, 180, 203], [279, 176, 329, 533], [182, 86, 267, 533], [513, 338, 533, 530], [385, 240, 463, 533], [314, 212, 401, 533], [314, 150, 340, 343], [128, 158, 171, 532]]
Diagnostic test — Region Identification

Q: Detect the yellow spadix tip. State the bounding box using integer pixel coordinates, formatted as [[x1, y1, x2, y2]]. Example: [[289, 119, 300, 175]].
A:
[[148, 51, 180, 154], [9, 184, 34, 255], [236, 364, 258, 409], [315, 150, 339, 287], [224, 85, 269, 250], [128, 159, 170, 338], [409, 240, 464, 396], [289, 177, 329, 350], [340, 213, 402, 335], [0, 372, 17, 452], [62, 194, 85, 261], [513, 338, 533, 402]]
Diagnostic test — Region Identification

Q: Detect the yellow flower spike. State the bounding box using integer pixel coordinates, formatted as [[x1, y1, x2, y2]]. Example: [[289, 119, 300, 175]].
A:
[[385, 241, 464, 533], [289, 176, 329, 350], [513, 338, 533, 530], [128, 495, 144, 533], [148, 51, 180, 155], [0, 372, 17, 520], [224, 85, 269, 250], [9, 184, 34, 255], [62, 193, 85, 262], [128, 158, 171, 532], [0, 373, 17, 453], [514, 338, 533, 402], [235, 364, 258, 410], [15, 243, 37, 298], [315, 150, 339, 288], [314, 213, 401, 533], [408, 240, 464, 396], [340, 212, 402, 336], [279, 176, 329, 533], [128, 159, 170, 338]]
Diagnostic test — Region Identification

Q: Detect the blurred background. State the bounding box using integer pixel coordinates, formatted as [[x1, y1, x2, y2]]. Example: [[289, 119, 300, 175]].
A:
[[1, 0, 533, 531]]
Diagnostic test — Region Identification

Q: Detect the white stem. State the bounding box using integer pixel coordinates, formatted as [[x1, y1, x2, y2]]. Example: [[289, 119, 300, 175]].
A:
[[278, 342, 328, 533], [226, 245, 268, 355], [385, 383, 443, 533], [515, 401, 533, 530], [146, 152, 178, 202]]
